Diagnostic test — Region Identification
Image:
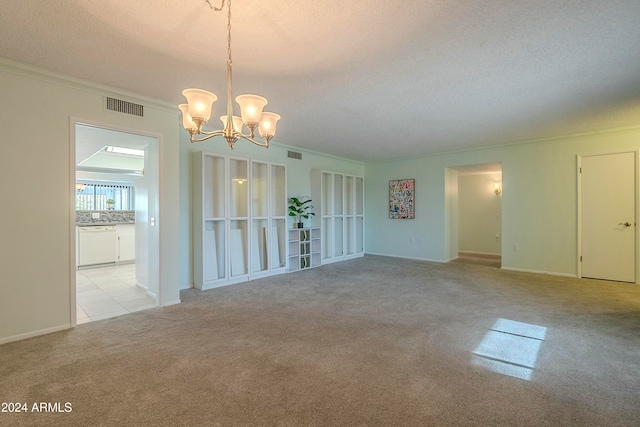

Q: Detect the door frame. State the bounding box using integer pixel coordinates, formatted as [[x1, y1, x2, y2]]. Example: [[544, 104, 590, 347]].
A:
[[577, 149, 639, 283], [69, 117, 161, 326], [445, 163, 503, 263]]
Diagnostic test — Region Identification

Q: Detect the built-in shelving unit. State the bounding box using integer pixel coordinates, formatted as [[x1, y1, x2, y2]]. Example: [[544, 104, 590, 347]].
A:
[[194, 152, 287, 290], [288, 227, 321, 272], [310, 170, 364, 264]]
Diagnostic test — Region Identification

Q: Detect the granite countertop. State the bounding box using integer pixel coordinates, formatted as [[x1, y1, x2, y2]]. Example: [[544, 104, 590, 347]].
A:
[[77, 222, 135, 227]]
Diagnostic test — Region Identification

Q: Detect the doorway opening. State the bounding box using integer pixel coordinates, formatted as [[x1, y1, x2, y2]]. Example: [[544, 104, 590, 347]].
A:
[[72, 122, 160, 324], [446, 163, 503, 267]]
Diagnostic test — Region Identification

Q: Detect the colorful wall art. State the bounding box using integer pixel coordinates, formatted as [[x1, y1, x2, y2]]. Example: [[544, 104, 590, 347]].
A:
[[389, 179, 415, 219]]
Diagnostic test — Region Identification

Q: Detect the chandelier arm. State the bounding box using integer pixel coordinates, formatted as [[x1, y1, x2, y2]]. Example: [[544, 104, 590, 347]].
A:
[[238, 133, 269, 148], [189, 130, 226, 143], [197, 129, 226, 136]]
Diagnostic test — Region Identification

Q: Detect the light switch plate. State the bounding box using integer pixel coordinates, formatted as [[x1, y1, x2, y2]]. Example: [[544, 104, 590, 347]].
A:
[[91, 212, 100, 219]]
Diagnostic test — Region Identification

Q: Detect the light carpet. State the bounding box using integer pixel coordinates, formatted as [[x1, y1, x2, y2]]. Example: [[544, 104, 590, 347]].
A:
[[1, 255, 639, 426]]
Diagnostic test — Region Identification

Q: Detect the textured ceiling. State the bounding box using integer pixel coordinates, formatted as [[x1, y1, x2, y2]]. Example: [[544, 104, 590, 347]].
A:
[[1, 0, 640, 162]]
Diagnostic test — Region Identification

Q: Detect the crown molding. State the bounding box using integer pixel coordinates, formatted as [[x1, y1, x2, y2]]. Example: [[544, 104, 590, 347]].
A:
[[0, 57, 177, 114], [365, 125, 640, 165]]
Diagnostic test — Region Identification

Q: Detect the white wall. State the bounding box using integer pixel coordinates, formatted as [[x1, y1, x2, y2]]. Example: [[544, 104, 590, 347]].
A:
[[444, 168, 458, 261], [5, 56, 638, 343], [178, 138, 365, 289], [0, 60, 181, 343], [458, 172, 502, 255], [365, 127, 640, 276]]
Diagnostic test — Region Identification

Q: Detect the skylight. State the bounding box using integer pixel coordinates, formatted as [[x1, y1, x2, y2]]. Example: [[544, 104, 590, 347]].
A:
[[105, 146, 144, 157]]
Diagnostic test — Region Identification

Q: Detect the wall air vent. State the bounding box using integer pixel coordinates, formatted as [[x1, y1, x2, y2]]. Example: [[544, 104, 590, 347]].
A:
[[287, 150, 302, 160], [106, 97, 144, 117]]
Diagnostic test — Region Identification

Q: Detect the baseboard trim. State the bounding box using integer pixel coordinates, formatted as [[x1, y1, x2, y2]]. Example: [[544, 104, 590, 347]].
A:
[[0, 324, 70, 345], [459, 251, 502, 257], [365, 252, 446, 263], [365, 252, 576, 278], [134, 281, 157, 298], [161, 299, 181, 307], [501, 266, 577, 278]]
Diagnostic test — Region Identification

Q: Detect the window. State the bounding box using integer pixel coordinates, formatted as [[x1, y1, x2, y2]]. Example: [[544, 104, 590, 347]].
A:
[[76, 183, 135, 210]]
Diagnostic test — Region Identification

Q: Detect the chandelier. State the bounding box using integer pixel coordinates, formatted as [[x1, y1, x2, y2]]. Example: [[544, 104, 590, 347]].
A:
[[179, 0, 280, 149]]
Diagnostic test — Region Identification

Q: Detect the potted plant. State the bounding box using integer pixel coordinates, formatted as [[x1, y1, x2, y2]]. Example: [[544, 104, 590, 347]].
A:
[[106, 199, 115, 210], [288, 196, 315, 229]]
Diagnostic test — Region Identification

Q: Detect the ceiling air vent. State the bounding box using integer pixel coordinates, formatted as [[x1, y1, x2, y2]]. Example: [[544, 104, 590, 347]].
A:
[[288, 150, 302, 160], [106, 97, 144, 117]]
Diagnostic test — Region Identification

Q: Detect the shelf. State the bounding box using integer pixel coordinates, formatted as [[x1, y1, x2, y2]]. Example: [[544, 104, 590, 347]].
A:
[[334, 174, 343, 216], [252, 161, 269, 219], [271, 165, 286, 217], [194, 152, 288, 289], [203, 155, 225, 219], [355, 177, 364, 216], [288, 227, 321, 271], [311, 170, 365, 263], [345, 175, 354, 215]]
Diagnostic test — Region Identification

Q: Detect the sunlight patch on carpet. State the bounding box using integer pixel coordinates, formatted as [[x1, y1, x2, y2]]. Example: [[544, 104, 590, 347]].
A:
[[472, 318, 547, 381]]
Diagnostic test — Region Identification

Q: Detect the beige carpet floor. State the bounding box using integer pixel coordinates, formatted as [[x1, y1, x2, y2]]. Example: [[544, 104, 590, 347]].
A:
[[1, 254, 640, 426]]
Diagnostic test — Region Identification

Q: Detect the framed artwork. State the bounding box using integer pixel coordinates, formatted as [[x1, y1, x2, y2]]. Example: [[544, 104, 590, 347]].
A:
[[389, 179, 415, 219]]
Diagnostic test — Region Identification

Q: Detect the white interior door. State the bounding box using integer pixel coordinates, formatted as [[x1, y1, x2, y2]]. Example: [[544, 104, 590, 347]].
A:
[[581, 152, 636, 282]]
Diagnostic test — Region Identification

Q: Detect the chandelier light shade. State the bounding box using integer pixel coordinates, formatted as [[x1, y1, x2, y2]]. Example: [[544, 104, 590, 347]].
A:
[[235, 94, 267, 135], [182, 88, 217, 124], [179, 0, 279, 149], [178, 104, 197, 131], [220, 115, 244, 133], [259, 112, 281, 141]]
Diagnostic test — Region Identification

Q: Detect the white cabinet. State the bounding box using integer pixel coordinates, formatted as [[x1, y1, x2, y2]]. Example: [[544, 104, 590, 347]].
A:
[[77, 223, 135, 268], [193, 151, 287, 290], [310, 170, 364, 264], [116, 224, 135, 263], [288, 228, 321, 272], [77, 226, 117, 267], [250, 161, 288, 277]]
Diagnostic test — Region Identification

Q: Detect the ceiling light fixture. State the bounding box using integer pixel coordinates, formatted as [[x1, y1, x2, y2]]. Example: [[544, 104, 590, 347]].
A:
[[178, 0, 280, 150]]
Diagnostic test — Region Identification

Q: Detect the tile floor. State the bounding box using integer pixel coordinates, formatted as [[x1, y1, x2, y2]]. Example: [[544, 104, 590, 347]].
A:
[[76, 264, 156, 324]]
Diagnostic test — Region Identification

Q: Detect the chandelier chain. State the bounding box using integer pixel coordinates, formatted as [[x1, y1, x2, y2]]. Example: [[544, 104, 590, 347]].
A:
[[227, 0, 232, 67], [204, 0, 232, 66], [180, 0, 278, 149], [205, 0, 224, 12]]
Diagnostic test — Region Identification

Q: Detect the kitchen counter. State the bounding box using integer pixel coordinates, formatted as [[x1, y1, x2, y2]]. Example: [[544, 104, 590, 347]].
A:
[[76, 210, 135, 226], [77, 222, 135, 226]]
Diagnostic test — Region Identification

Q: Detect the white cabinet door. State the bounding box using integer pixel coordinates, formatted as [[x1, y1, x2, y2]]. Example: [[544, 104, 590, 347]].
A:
[[78, 226, 117, 266], [117, 224, 136, 262]]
